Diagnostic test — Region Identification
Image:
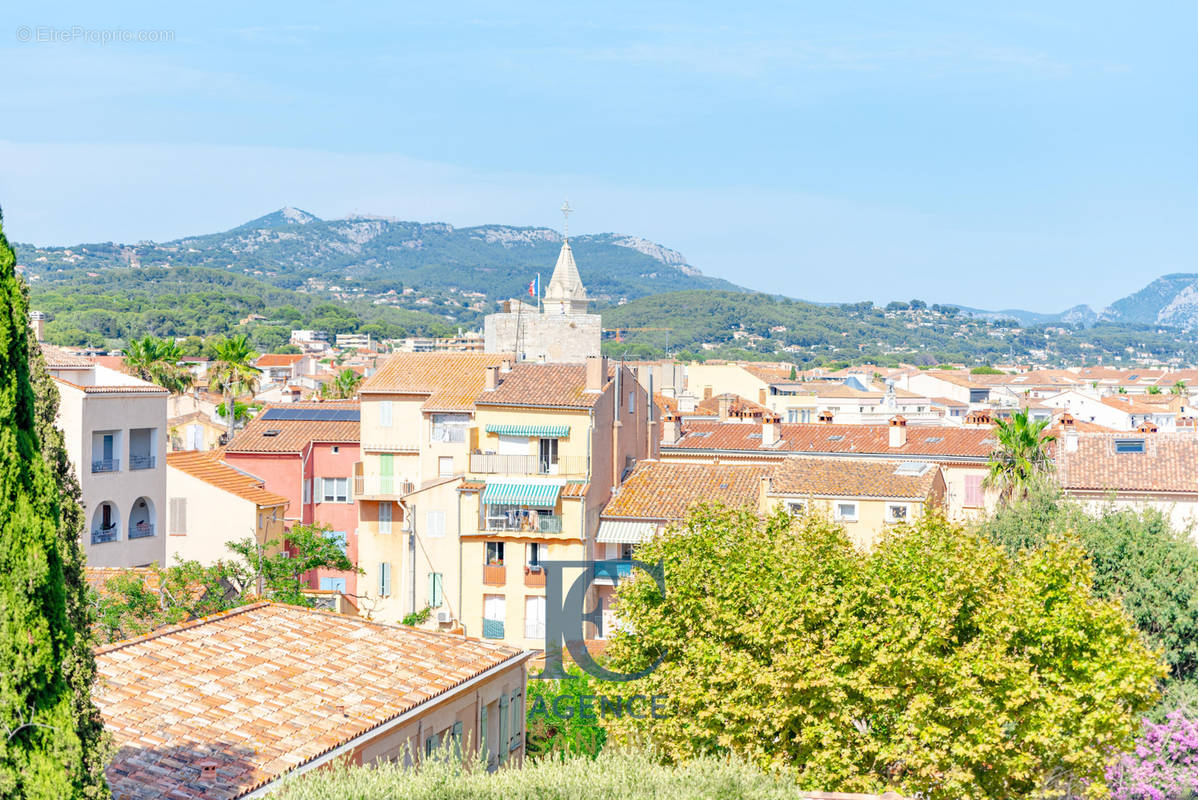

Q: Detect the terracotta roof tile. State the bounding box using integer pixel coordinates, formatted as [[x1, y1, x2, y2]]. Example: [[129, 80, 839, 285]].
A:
[[1057, 432, 1198, 493], [40, 343, 94, 367], [225, 402, 359, 454], [669, 422, 994, 461], [256, 354, 305, 367], [166, 451, 289, 507], [770, 457, 941, 499], [96, 603, 526, 800], [477, 363, 619, 409], [603, 461, 769, 521], [359, 353, 506, 411]]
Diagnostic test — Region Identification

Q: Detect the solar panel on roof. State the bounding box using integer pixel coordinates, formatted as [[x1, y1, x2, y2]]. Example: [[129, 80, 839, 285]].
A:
[[261, 407, 360, 422]]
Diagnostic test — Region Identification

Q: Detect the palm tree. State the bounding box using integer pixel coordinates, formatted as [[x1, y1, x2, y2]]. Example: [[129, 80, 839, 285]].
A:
[[320, 368, 362, 400], [1172, 380, 1188, 396], [985, 408, 1056, 504], [123, 335, 194, 394], [1147, 385, 1162, 395], [210, 335, 260, 442]]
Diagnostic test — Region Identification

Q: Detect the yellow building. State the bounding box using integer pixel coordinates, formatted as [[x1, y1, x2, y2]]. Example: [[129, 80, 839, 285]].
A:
[[354, 353, 654, 649]]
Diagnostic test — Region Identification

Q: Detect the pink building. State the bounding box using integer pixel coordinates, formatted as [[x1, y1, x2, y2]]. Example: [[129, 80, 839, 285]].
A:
[[224, 402, 362, 595]]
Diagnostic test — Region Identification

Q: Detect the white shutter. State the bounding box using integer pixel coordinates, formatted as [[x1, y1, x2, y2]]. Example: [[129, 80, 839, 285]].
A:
[[169, 497, 187, 535], [426, 510, 445, 538], [379, 502, 392, 535], [379, 400, 393, 428]]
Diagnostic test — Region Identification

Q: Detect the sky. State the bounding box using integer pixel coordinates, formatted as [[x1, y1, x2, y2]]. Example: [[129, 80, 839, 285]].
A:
[[1, 1, 1194, 312]]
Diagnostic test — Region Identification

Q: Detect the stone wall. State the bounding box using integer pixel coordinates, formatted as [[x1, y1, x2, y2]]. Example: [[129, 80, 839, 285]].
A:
[[484, 312, 602, 363]]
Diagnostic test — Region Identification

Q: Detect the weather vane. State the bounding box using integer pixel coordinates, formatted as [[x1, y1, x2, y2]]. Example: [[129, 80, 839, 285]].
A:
[[561, 199, 573, 239]]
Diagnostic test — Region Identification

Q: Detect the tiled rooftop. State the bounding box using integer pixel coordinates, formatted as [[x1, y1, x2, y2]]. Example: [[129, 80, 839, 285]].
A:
[[477, 362, 619, 409], [769, 457, 941, 499], [166, 451, 289, 507], [668, 422, 994, 461], [602, 461, 769, 520], [1057, 432, 1198, 493], [359, 352, 506, 411], [96, 603, 526, 800], [39, 342, 94, 367], [225, 402, 360, 454]]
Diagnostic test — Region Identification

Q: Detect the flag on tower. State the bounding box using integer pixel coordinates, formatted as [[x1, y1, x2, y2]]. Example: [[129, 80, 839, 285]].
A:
[[528, 275, 540, 298]]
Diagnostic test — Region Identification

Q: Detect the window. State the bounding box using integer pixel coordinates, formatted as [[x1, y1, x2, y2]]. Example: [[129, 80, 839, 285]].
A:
[[428, 572, 443, 607], [426, 510, 445, 538], [331, 445, 339, 454], [324, 530, 348, 553], [886, 503, 910, 523], [302, 478, 312, 504], [379, 502, 392, 535], [787, 410, 799, 423], [486, 541, 505, 565], [319, 577, 347, 592], [168, 497, 187, 535], [786, 500, 806, 516], [431, 413, 469, 443], [379, 400, 393, 428], [526, 542, 542, 567], [835, 502, 858, 522], [484, 594, 506, 640], [1115, 438, 1146, 454], [538, 438, 559, 474], [525, 595, 546, 639], [378, 562, 392, 597], [321, 477, 348, 503], [801, 409, 812, 423], [438, 456, 454, 477], [964, 474, 984, 508], [628, 390, 635, 415]]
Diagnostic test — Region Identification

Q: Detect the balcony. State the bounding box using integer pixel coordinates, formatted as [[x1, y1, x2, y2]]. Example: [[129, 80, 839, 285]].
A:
[[485, 514, 563, 534], [129, 521, 155, 539], [91, 459, 120, 474], [591, 560, 634, 585], [469, 454, 586, 477], [482, 619, 505, 639], [524, 566, 546, 588], [353, 475, 414, 500], [361, 441, 419, 454], [483, 564, 507, 586], [91, 525, 119, 545], [129, 455, 156, 470]]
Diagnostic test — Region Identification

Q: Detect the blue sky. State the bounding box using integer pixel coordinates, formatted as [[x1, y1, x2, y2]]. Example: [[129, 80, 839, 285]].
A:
[[1, 1, 1194, 311]]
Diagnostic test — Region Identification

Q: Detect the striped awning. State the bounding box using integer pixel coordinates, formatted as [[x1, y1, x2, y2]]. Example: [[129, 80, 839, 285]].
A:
[[596, 519, 659, 544], [485, 424, 569, 438], [481, 482, 563, 507]]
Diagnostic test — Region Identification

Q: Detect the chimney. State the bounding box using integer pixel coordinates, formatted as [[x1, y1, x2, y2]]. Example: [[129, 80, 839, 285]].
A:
[[818, 410, 834, 424], [537, 353, 547, 364], [584, 355, 607, 393], [484, 365, 500, 391], [762, 413, 781, 446], [964, 409, 992, 426], [1058, 412, 1075, 427], [718, 395, 732, 421], [662, 412, 682, 445], [888, 415, 908, 448], [500, 358, 513, 373], [1137, 420, 1159, 433]]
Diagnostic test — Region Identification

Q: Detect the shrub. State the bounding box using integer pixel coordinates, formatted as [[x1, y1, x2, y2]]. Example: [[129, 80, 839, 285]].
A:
[[1107, 711, 1198, 800]]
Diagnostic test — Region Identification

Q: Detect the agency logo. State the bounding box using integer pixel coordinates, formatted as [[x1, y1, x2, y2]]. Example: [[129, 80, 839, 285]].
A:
[[530, 558, 665, 683]]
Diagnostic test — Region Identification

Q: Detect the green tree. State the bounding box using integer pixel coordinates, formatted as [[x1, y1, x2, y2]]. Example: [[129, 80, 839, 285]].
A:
[[604, 505, 1162, 800], [94, 523, 361, 642], [1173, 380, 1189, 396], [1147, 385, 1162, 395], [209, 335, 260, 442], [980, 484, 1198, 686], [527, 664, 607, 759], [124, 335, 194, 394], [320, 368, 362, 400], [970, 364, 1003, 375], [22, 281, 110, 797], [984, 408, 1055, 503], [0, 211, 101, 795]]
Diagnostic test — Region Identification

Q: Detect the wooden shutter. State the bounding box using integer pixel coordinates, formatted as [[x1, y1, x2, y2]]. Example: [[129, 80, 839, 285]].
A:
[[169, 497, 187, 535]]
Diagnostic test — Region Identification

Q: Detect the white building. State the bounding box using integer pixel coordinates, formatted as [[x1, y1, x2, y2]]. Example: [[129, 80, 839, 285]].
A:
[[42, 345, 169, 567]]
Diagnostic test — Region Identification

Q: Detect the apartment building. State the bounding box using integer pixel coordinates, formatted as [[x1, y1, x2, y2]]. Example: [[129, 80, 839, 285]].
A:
[[165, 450, 289, 564], [660, 414, 995, 520], [43, 345, 169, 568], [354, 353, 653, 647], [223, 402, 361, 594]]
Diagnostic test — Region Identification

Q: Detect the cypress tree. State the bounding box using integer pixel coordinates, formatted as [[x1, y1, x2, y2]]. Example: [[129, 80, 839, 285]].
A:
[[22, 284, 110, 796], [0, 210, 96, 796]]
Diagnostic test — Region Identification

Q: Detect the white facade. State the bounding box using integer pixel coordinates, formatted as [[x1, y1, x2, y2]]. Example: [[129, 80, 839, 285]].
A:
[[51, 364, 168, 567]]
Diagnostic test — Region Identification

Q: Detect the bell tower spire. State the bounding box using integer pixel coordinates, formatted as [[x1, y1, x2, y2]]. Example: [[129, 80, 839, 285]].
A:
[[543, 200, 589, 315]]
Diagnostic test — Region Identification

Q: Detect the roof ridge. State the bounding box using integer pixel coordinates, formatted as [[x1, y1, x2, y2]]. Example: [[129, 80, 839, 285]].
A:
[[95, 601, 272, 655]]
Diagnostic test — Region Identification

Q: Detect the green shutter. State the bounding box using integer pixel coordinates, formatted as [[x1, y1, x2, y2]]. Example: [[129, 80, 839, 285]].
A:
[[429, 572, 443, 607]]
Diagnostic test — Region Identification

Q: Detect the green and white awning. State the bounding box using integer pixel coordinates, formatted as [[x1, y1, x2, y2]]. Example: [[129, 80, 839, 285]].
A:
[[596, 520, 659, 544], [485, 424, 569, 438], [481, 482, 563, 507]]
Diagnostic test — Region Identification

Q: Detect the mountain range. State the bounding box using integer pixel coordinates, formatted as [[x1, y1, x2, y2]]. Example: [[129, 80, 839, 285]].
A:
[[17, 207, 734, 306]]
